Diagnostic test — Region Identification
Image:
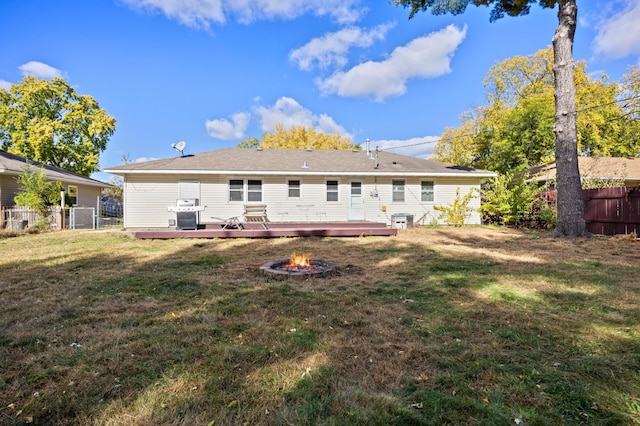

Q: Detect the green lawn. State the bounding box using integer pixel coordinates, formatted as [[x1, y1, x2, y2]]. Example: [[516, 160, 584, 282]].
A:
[[1, 227, 639, 425]]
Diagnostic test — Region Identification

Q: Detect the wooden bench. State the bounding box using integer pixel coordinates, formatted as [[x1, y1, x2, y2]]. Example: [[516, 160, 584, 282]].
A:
[[244, 204, 268, 229]]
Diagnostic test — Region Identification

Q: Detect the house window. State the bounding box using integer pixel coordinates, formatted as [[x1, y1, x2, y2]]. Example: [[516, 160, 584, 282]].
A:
[[392, 180, 405, 202], [68, 185, 78, 206], [229, 180, 244, 202], [288, 180, 300, 198], [421, 181, 434, 202], [326, 180, 339, 202], [247, 180, 262, 202]]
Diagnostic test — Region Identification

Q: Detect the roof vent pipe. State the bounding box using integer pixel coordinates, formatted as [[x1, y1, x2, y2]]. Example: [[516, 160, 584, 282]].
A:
[[374, 146, 379, 169], [365, 138, 370, 158]]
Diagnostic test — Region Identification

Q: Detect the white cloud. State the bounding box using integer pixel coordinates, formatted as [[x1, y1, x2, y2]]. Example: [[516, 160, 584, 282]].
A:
[[0, 80, 11, 91], [315, 114, 351, 138], [373, 136, 440, 159], [226, 0, 365, 25], [289, 23, 394, 71], [205, 112, 250, 140], [18, 61, 64, 79], [254, 96, 352, 139], [122, 0, 225, 28], [317, 24, 467, 102], [255, 97, 314, 130], [593, 0, 640, 59], [123, 0, 365, 29]]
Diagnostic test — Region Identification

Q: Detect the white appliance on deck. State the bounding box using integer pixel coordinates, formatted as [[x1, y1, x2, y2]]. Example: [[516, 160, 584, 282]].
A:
[[167, 198, 205, 230]]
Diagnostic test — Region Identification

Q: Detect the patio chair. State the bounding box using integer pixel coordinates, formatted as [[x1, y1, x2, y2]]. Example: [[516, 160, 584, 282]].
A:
[[211, 216, 243, 229], [243, 204, 268, 229]]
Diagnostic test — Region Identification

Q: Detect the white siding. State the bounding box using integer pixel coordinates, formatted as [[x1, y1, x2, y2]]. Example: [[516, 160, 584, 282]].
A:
[[362, 177, 441, 226], [263, 176, 348, 222], [433, 177, 482, 225], [200, 176, 238, 219], [124, 176, 181, 228], [209, 176, 349, 223], [123, 173, 485, 228]]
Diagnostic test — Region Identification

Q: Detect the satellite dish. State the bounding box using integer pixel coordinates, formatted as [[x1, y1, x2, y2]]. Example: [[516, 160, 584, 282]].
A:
[[171, 141, 187, 156]]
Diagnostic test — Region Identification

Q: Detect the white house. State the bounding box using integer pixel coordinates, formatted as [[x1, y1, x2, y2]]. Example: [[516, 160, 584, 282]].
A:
[[104, 147, 496, 229]]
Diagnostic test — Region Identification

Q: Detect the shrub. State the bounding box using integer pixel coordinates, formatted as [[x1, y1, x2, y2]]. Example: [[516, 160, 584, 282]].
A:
[[481, 166, 548, 226], [434, 188, 477, 227], [14, 166, 61, 216], [536, 204, 557, 229]]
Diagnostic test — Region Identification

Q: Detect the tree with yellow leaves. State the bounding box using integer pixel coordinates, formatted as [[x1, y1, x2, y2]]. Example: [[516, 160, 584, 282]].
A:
[[238, 124, 358, 150], [0, 76, 115, 176], [433, 47, 638, 175]]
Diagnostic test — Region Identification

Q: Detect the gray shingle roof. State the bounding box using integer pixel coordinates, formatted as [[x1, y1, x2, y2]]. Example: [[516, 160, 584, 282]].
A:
[[0, 150, 110, 187], [105, 148, 496, 177]]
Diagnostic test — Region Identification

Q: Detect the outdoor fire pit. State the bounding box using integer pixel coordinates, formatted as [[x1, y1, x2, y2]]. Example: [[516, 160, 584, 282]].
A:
[[260, 252, 337, 278]]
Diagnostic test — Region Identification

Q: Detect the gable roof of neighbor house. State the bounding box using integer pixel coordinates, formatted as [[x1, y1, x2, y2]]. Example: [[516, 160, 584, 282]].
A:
[[529, 157, 640, 183], [0, 150, 111, 188], [104, 148, 496, 178]]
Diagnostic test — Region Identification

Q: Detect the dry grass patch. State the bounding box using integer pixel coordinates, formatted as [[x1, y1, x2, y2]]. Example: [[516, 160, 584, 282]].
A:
[[1, 227, 639, 425]]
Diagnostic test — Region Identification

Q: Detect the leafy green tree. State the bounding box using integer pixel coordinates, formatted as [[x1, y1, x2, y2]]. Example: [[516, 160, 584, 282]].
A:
[[0, 76, 116, 176], [434, 109, 481, 167], [394, 0, 588, 237], [237, 136, 260, 149], [434, 47, 637, 174], [617, 65, 640, 152], [481, 166, 547, 226], [14, 166, 62, 216], [483, 46, 555, 107], [238, 124, 358, 150]]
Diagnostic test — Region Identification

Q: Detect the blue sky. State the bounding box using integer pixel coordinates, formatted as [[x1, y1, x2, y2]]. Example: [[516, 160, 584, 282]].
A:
[[1, 0, 639, 182]]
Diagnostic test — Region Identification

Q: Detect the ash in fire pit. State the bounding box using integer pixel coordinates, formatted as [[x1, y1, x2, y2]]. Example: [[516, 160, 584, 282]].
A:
[[260, 252, 336, 278]]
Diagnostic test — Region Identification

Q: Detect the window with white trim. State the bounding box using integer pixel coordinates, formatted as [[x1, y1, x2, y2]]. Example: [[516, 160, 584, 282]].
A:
[[229, 180, 244, 202], [421, 181, 434, 202], [247, 180, 262, 202], [288, 180, 300, 198], [68, 185, 78, 206], [326, 180, 339, 202], [392, 180, 405, 202]]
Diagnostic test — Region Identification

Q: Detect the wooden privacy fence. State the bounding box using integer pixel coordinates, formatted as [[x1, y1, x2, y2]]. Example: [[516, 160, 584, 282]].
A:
[[583, 186, 640, 235], [542, 186, 640, 235]]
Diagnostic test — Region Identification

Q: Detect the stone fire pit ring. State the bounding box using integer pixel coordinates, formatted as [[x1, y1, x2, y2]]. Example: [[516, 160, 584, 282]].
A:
[[260, 258, 337, 279]]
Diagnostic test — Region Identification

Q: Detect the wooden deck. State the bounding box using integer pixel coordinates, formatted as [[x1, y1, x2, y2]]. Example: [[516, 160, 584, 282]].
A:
[[131, 221, 397, 239]]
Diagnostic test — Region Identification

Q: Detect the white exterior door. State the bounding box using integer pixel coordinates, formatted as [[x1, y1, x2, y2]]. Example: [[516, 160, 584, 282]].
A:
[[178, 180, 201, 223], [348, 181, 365, 220], [179, 180, 200, 201]]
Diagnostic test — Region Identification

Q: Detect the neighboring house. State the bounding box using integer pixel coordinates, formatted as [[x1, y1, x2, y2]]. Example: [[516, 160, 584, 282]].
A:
[[529, 157, 640, 187], [104, 147, 496, 229], [0, 149, 110, 210]]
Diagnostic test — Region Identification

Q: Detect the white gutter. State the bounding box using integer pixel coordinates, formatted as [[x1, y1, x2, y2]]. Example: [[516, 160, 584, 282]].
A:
[[104, 169, 497, 178]]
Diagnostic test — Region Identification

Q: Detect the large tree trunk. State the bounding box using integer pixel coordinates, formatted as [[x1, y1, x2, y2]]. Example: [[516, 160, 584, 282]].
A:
[[548, 0, 590, 238]]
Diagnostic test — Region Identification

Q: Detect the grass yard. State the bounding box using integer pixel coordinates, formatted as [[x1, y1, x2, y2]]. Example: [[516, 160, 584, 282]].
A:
[[1, 226, 639, 425]]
